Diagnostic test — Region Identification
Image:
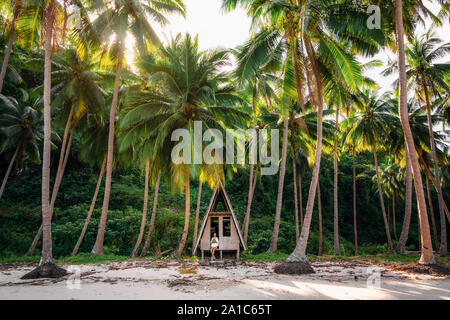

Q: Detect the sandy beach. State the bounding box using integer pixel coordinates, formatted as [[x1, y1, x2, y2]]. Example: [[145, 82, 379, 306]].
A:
[[0, 259, 448, 300]]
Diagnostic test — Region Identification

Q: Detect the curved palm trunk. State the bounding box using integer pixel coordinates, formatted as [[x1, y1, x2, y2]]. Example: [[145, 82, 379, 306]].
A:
[[140, 171, 161, 257], [281, 36, 324, 269], [92, 42, 124, 255], [352, 148, 358, 255], [422, 161, 450, 224], [268, 117, 289, 253], [0, 15, 16, 94], [397, 142, 412, 254], [423, 81, 447, 256], [192, 181, 203, 254], [292, 144, 300, 242], [131, 161, 150, 258], [176, 172, 190, 256], [40, 3, 55, 265], [333, 107, 340, 255], [71, 155, 106, 256], [317, 179, 323, 256], [0, 144, 19, 199], [395, 0, 434, 264], [426, 177, 439, 250], [373, 145, 393, 251]]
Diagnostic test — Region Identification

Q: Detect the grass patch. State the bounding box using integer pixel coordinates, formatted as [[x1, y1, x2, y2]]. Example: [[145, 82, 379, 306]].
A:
[[241, 252, 289, 261], [0, 255, 41, 264], [56, 253, 130, 264]]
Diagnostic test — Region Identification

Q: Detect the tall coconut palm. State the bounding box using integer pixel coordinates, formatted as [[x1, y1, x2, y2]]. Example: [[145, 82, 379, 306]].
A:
[[392, 0, 435, 264], [85, 0, 186, 255], [343, 90, 400, 252], [0, 90, 43, 199], [119, 34, 244, 256]]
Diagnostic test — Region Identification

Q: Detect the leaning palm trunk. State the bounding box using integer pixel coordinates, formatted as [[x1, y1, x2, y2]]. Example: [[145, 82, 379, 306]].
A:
[[72, 155, 106, 256], [317, 180, 323, 256], [396, 145, 413, 254], [395, 0, 434, 264], [352, 148, 358, 255], [423, 82, 447, 256], [140, 171, 161, 257], [92, 43, 124, 255], [131, 161, 150, 258], [373, 144, 393, 251], [0, 15, 16, 93], [0, 144, 19, 199], [274, 36, 323, 274], [426, 177, 439, 250], [268, 117, 289, 253], [192, 181, 203, 254], [176, 173, 190, 256], [333, 107, 340, 255]]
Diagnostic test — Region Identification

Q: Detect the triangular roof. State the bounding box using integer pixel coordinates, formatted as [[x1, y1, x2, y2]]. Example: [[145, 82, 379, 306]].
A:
[[193, 182, 246, 254]]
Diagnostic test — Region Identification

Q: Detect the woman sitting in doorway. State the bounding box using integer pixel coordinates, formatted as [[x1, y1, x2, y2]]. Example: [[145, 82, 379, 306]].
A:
[[210, 233, 219, 260]]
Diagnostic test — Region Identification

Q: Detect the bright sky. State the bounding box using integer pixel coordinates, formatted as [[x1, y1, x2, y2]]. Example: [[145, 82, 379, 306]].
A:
[[132, 0, 449, 94]]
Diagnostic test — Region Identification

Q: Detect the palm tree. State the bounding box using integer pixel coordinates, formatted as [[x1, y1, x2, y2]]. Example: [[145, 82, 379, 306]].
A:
[[0, 90, 43, 199], [27, 47, 107, 251], [343, 90, 400, 252], [231, 32, 279, 246], [405, 31, 448, 256], [393, 0, 435, 264], [120, 34, 243, 256], [86, 0, 186, 255]]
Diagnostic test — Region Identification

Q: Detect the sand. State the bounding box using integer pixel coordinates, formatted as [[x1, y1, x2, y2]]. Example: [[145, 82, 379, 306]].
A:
[[0, 259, 448, 300]]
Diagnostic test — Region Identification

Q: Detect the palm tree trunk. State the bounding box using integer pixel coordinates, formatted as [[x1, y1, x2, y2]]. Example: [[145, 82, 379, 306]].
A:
[[352, 148, 358, 255], [292, 39, 305, 112], [50, 120, 75, 210], [140, 171, 161, 257], [0, 15, 16, 94], [291, 138, 299, 242], [26, 224, 43, 256], [373, 144, 393, 251], [395, 0, 435, 264], [421, 160, 450, 224], [71, 155, 106, 256], [268, 117, 289, 253], [40, 1, 55, 265], [393, 192, 397, 241], [281, 35, 324, 269], [397, 142, 412, 254], [192, 181, 203, 254], [333, 106, 340, 255], [318, 179, 323, 256], [176, 171, 190, 256], [0, 144, 19, 199], [130, 161, 150, 258], [242, 82, 258, 245], [423, 80, 447, 256], [92, 42, 124, 255], [299, 175, 303, 228], [426, 177, 439, 250]]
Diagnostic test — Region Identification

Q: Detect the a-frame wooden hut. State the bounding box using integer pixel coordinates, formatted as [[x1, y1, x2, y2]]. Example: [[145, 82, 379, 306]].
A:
[[193, 183, 246, 260]]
